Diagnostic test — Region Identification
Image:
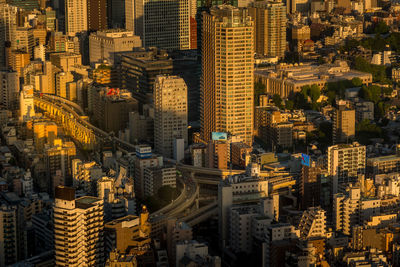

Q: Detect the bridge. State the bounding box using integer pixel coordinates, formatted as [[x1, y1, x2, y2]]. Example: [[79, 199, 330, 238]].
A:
[[33, 94, 219, 229], [34, 94, 274, 231], [34, 93, 138, 153]]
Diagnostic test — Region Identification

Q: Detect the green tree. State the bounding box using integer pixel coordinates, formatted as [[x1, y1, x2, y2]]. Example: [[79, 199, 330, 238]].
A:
[[293, 92, 309, 109], [309, 84, 321, 103], [326, 90, 336, 105], [359, 85, 381, 104], [158, 186, 178, 203], [382, 86, 393, 96], [254, 82, 266, 106], [351, 77, 363, 87], [376, 101, 389, 118], [272, 94, 283, 108], [285, 100, 294, 110], [354, 56, 387, 82], [373, 21, 390, 35], [356, 119, 383, 144]]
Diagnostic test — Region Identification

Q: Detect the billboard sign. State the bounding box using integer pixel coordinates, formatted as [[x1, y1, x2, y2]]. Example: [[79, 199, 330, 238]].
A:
[[301, 153, 310, 167], [136, 145, 152, 159], [212, 132, 227, 141]]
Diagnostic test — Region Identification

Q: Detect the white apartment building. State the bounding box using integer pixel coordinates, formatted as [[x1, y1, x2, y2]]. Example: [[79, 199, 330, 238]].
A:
[[298, 207, 326, 239], [154, 75, 188, 160], [97, 176, 115, 203], [175, 240, 210, 267], [218, 164, 270, 247], [333, 185, 380, 235], [19, 85, 35, 122], [134, 152, 163, 199], [65, 0, 88, 35], [72, 159, 104, 193], [143, 165, 176, 197], [54, 186, 105, 266], [327, 142, 366, 194], [375, 173, 400, 198], [89, 30, 142, 66], [229, 204, 260, 253]]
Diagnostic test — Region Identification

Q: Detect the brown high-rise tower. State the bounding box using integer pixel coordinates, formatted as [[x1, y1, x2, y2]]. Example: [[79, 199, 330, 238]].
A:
[[200, 5, 254, 145], [88, 0, 108, 31]]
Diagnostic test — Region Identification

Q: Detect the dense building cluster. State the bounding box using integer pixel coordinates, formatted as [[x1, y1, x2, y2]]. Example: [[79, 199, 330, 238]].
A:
[[2, 0, 400, 266]]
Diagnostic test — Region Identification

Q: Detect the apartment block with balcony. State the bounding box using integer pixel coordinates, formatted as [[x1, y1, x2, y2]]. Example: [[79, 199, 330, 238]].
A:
[[53, 186, 105, 267]]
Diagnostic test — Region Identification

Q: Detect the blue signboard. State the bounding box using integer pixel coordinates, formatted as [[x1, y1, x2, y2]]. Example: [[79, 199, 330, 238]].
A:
[[211, 132, 227, 141], [301, 153, 310, 167]]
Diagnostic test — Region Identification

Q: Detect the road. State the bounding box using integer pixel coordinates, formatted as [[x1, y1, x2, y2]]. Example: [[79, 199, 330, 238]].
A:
[[35, 93, 200, 220]]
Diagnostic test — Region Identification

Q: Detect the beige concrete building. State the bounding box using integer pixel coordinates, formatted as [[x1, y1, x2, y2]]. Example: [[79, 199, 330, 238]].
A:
[[0, 205, 18, 267], [88, 85, 139, 133], [166, 219, 193, 265], [367, 154, 400, 177], [33, 121, 58, 152], [19, 85, 35, 122], [54, 186, 105, 267], [15, 27, 34, 55], [298, 207, 326, 239], [328, 142, 366, 194], [249, 1, 286, 58], [144, 165, 176, 197], [154, 75, 188, 159], [50, 52, 82, 72], [254, 61, 372, 98], [55, 71, 75, 100], [334, 185, 380, 235], [134, 146, 163, 199], [333, 100, 355, 144], [292, 25, 311, 41], [9, 50, 30, 77], [201, 5, 254, 145], [89, 30, 142, 66], [104, 210, 151, 256], [65, 0, 88, 35]]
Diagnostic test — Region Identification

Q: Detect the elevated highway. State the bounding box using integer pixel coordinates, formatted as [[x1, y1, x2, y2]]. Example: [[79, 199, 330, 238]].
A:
[[34, 94, 266, 229], [33, 94, 204, 227]]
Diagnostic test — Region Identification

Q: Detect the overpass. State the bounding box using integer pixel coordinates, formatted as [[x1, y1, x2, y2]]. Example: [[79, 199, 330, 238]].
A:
[[34, 93, 137, 152], [34, 94, 266, 229], [33, 94, 203, 227]]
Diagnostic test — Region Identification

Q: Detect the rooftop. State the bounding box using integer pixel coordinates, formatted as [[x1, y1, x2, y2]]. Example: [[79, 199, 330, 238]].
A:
[[75, 196, 101, 209], [367, 154, 400, 162]]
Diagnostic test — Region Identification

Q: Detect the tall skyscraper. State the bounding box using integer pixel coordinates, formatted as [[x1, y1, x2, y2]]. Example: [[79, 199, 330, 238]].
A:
[[333, 100, 355, 144], [87, 0, 108, 31], [0, 3, 18, 68], [108, 0, 125, 28], [249, 1, 286, 58], [154, 75, 188, 159], [328, 142, 366, 194], [65, 0, 88, 35], [125, 0, 195, 50], [200, 5, 254, 145], [54, 186, 105, 266], [0, 70, 19, 110]]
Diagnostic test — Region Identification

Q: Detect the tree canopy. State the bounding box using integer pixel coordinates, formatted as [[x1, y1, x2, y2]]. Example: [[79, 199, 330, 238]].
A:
[[272, 94, 283, 109]]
